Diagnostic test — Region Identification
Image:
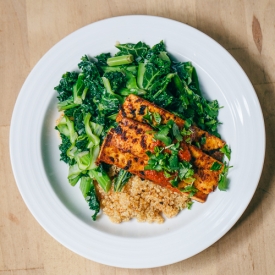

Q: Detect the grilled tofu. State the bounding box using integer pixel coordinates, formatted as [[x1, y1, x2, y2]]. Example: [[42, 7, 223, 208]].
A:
[[97, 136, 208, 202], [96, 128, 146, 171], [188, 145, 224, 171], [116, 117, 191, 162], [97, 119, 224, 201], [116, 94, 226, 153]]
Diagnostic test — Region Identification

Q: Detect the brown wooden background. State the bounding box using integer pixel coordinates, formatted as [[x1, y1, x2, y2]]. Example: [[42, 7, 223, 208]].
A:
[[1, 0, 275, 274]]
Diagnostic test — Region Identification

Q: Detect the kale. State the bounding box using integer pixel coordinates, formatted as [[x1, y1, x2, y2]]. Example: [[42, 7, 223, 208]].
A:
[[58, 133, 76, 165], [55, 71, 78, 102], [114, 169, 132, 192], [73, 107, 85, 134], [95, 52, 111, 66], [64, 105, 79, 117], [115, 41, 150, 61], [103, 71, 126, 92], [99, 92, 121, 116], [86, 184, 100, 221], [171, 64, 220, 135], [75, 135, 89, 151]]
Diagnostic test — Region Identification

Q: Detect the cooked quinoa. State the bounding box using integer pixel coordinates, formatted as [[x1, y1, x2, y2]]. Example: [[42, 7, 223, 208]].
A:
[[95, 166, 191, 223]]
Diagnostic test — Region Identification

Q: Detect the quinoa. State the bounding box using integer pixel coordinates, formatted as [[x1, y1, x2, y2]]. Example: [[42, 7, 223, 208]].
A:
[[95, 166, 191, 224]]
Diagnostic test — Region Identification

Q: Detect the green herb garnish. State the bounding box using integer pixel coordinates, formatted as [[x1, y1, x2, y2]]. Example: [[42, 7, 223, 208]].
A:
[[218, 163, 232, 191], [220, 144, 231, 160], [210, 161, 222, 171]]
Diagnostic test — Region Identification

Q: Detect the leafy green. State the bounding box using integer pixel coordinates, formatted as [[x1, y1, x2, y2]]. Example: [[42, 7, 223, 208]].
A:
[[220, 144, 231, 160], [210, 162, 223, 171], [89, 164, 111, 192], [68, 164, 83, 186], [114, 169, 132, 192], [58, 133, 75, 165], [95, 53, 111, 66], [154, 126, 172, 146], [86, 184, 100, 221], [200, 136, 206, 145], [57, 96, 78, 111], [178, 161, 194, 181], [107, 55, 134, 66], [103, 71, 126, 92], [153, 112, 162, 125], [80, 176, 93, 198], [218, 163, 232, 191], [181, 184, 198, 197], [116, 41, 149, 61], [186, 200, 194, 210], [55, 71, 79, 102]]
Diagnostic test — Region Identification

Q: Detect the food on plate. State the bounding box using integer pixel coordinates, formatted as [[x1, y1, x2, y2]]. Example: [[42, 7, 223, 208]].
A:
[[54, 41, 232, 223]]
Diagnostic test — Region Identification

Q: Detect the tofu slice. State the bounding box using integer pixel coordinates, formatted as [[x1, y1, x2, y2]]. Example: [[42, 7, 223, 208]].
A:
[[97, 121, 224, 201], [97, 136, 208, 202], [117, 94, 226, 153], [108, 119, 223, 195]]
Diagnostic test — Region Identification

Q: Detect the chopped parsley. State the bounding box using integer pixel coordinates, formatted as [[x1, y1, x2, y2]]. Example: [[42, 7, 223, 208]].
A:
[[218, 163, 232, 191], [200, 136, 206, 145], [186, 200, 194, 210], [210, 161, 222, 171], [220, 144, 231, 160], [181, 184, 198, 197]]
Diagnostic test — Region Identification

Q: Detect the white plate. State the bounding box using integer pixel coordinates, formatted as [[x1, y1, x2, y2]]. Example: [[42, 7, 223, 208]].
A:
[[10, 15, 265, 268]]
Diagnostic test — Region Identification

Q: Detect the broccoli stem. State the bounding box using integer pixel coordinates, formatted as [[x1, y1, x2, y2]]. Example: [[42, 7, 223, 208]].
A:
[[107, 55, 134, 66]]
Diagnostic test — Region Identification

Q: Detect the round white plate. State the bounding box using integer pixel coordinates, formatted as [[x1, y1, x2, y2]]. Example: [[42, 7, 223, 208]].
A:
[[10, 15, 265, 268]]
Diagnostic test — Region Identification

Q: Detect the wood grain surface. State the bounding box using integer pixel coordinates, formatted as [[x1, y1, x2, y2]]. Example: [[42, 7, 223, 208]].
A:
[[1, 0, 275, 274]]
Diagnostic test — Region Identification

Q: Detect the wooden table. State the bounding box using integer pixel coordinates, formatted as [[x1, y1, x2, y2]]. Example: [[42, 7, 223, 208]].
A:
[[1, 1, 274, 274]]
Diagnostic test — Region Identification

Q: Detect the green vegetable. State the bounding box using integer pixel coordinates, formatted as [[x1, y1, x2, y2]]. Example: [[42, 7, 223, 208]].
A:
[[181, 184, 198, 197], [101, 77, 123, 103], [84, 113, 100, 147], [55, 71, 79, 102], [107, 55, 134, 66], [210, 162, 223, 171], [220, 144, 231, 160], [79, 176, 92, 198], [73, 73, 88, 104], [172, 123, 183, 142], [114, 169, 132, 192], [89, 165, 111, 192], [86, 184, 100, 221], [200, 136, 206, 145], [154, 126, 172, 146], [153, 112, 162, 125], [103, 71, 126, 92], [116, 42, 149, 60], [68, 164, 82, 186], [58, 133, 75, 165], [57, 96, 78, 111], [95, 53, 111, 66], [178, 161, 194, 181], [218, 163, 232, 191], [186, 200, 194, 210]]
